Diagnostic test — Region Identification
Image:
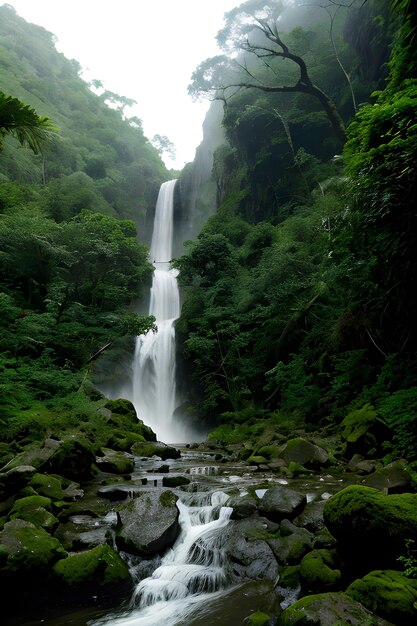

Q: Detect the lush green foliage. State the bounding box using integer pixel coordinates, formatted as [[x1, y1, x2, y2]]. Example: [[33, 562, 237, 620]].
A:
[[176, 0, 417, 459]]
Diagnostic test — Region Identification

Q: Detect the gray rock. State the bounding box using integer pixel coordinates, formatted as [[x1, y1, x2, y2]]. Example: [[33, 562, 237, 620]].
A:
[[348, 454, 377, 474], [268, 519, 313, 565], [293, 499, 326, 532], [116, 489, 180, 557], [227, 494, 258, 520], [0, 464, 37, 500], [259, 485, 307, 523], [363, 459, 412, 493], [224, 517, 279, 583], [96, 448, 135, 474], [280, 438, 329, 469]]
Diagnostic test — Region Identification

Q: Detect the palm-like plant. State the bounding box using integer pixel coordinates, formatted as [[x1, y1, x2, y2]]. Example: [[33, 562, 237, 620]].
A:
[[0, 91, 57, 154]]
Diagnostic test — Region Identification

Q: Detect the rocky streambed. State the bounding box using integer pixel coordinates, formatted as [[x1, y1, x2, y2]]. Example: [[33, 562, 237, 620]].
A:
[[1, 437, 417, 626]]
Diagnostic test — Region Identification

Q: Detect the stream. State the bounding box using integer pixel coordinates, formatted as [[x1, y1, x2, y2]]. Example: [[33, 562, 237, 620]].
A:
[[4, 447, 360, 626]]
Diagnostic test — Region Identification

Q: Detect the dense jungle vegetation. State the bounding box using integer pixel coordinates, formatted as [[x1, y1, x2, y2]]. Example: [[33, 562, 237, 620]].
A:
[[175, 0, 417, 461], [0, 0, 416, 466], [0, 4, 169, 448]]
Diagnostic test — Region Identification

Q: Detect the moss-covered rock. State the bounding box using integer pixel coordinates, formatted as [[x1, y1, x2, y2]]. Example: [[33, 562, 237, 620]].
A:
[[268, 520, 313, 565], [9, 495, 58, 531], [346, 569, 417, 626], [29, 473, 65, 500], [0, 464, 37, 500], [299, 549, 342, 593], [52, 544, 129, 592], [323, 485, 417, 570], [363, 459, 413, 494], [46, 437, 95, 481], [279, 564, 301, 589], [279, 438, 329, 469], [246, 611, 271, 625], [277, 591, 394, 625], [0, 519, 66, 576], [162, 475, 190, 487], [105, 398, 156, 442], [259, 485, 307, 523], [95, 448, 135, 474], [130, 441, 181, 460]]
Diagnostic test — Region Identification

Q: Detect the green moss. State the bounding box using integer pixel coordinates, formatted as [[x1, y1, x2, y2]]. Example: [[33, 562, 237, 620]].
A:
[[300, 549, 342, 592], [346, 569, 417, 625], [10, 506, 58, 530], [256, 445, 281, 460], [287, 461, 309, 476], [248, 455, 268, 465], [342, 404, 379, 443], [323, 485, 417, 566], [279, 565, 301, 589], [0, 520, 67, 573], [246, 611, 271, 625], [52, 544, 129, 588], [10, 495, 52, 513], [29, 473, 64, 500], [159, 491, 178, 508]]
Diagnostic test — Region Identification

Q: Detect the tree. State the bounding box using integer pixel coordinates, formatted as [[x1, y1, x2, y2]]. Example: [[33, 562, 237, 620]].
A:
[[0, 91, 57, 154], [188, 0, 346, 142]]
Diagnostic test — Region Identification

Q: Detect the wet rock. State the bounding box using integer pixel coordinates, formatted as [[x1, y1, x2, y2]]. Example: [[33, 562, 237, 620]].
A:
[[1, 438, 60, 472], [131, 441, 181, 460], [258, 485, 307, 523], [116, 489, 180, 557], [28, 472, 65, 500], [346, 569, 417, 626], [293, 499, 326, 532], [278, 591, 394, 625], [9, 495, 58, 530], [228, 494, 258, 520], [362, 459, 412, 493], [279, 438, 329, 469], [0, 519, 67, 577], [162, 475, 190, 487], [0, 464, 37, 500], [267, 519, 313, 565], [95, 448, 135, 474], [46, 437, 95, 481], [224, 517, 279, 582], [52, 544, 130, 596], [348, 454, 377, 474]]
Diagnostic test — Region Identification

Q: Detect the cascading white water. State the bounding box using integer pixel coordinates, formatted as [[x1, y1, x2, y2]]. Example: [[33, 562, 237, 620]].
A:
[[93, 492, 233, 626], [131, 180, 182, 443]]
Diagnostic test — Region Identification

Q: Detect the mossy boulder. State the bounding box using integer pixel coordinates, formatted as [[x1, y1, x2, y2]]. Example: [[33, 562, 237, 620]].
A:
[[246, 611, 271, 626], [299, 549, 342, 593], [8, 495, 58, 529], [162, 475, 190, 488], [130, 441, 181, 460], [346, 570, 417, 626], [277, 591, 394, 625], [341, 403, 390, 457], [1, 439, 61, 472], [0, 464, 37, 500], [105, 398, 156, 442], [29, 473, 65, 500], [52, 544, 129, 593], [46, 437, 95, 481], [323, 485, 417, 570], [279, 564, 301, 589], [95, 448, 135, 474], [363, 459, 413, 494], [0, 519, 66, 576], [279, 438, 329, 469], [256, 445, 281, 460], [267, 519, 313, 565]]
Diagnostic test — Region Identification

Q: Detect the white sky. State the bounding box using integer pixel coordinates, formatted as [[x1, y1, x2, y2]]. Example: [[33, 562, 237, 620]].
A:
[[7, 0, 239, 169]]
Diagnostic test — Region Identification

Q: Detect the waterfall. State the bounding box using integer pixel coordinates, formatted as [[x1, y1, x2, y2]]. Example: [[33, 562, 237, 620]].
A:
[[93, 492, 233, 626], [131, 180, 182, 444]]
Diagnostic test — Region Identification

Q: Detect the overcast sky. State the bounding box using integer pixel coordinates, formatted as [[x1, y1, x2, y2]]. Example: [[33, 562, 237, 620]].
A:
[[8, 0, 239, 169]]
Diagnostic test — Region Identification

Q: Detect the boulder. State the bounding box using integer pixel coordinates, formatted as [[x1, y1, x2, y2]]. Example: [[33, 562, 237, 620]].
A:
[[348, 454, 377, 474], [258, 485, 307, 523], [52, 544, 129, 595], [363, 459, 412, 493], [116, 489, 180, 557], [346, 569, 417, 626], [224, 517, 279, 582], [267, 519, 313, 565], [0, 465, 37, 500], [279, 438, 329, 469], [0, 519, 66, 577], [323, 485, 417, 571], [29, 472, 65, 500], [46, 437, 95, 481], [95, 448, 135, 474], [8, 495, 57, 530], [277, 591, 394, 625], [162, 475, 190, 488], [299, 549, 342, 593], [1, 438, 60, 472], [105, 398, 156, 442], [131, 441, 181, 460], [293, 499, 326, 532], [228, 494, 258, 520], [341, 403, 390, 457]]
